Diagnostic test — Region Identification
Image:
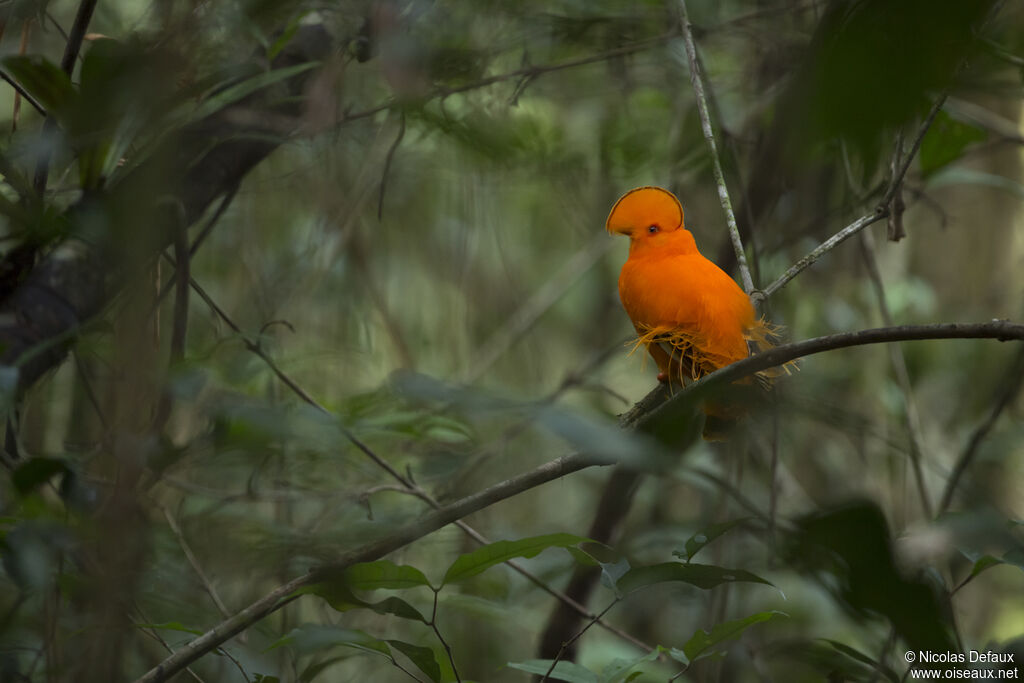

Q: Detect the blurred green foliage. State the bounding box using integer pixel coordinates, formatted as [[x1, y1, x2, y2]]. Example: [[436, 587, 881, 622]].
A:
[[0, 0, 1023, 682]]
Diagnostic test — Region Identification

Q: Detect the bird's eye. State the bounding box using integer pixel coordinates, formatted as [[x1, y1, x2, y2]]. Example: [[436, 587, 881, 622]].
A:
[[647, 225, 659, 234]]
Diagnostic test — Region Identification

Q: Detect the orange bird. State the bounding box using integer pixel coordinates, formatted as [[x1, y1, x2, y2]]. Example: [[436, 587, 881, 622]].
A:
[[607, 186, 779, 436]]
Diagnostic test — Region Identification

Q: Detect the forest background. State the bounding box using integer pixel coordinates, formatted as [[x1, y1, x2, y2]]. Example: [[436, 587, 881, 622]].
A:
[[1, 1, 1023, 682]]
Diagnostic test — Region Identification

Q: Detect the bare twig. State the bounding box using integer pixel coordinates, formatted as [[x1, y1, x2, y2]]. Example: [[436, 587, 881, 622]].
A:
[[429, 591, 461, 682], [0, 67, 46, 118], [677, 0, 754, 296], [858, 231, 932, 518], [762, 96, 947, 299], [938, 347, 1024, 514], [161, 507, 233, 619], [340, 33, 678, 125], [377, 112, 406, 220], [541, 599, 619, 682]]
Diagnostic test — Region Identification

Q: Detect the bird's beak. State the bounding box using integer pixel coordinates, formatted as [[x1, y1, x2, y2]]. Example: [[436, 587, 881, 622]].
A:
[[606, 221, 632, 237]]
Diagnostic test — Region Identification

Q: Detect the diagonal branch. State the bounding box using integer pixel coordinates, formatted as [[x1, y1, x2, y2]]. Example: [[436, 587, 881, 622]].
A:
[[677, 0, 754, 295], [938, 347, 1024, 514]]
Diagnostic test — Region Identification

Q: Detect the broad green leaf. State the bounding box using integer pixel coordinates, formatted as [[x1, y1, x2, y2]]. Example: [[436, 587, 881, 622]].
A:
[[298, 655, 350, 682], [820, 639, 900, 683], [968, 554, 1004, 581], [926, 167, 1024, 201], [681, 611, 787, 663], [616, 562, 780, 595], [343, 560, 433, 591], [599, 557, 631, 595], [507, 659, 599, 683], [387, 640, 441, 683], [267, 624, 390, 656], [442, 533, 588, 585], [1003, 548, 1024, 571], [1, 55, 75, 120], [667, 647, 690, 666], [674, 518, 750, 563], [299, 582, 427, 623], [919, 111, 986, 176], [599, 648, 662, 682]]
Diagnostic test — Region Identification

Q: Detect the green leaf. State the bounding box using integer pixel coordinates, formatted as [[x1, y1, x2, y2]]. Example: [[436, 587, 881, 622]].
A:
[[267, 624, 390, 656], [1, 55, 76, 120], [820, 639, 900, 683], [919, 111, 987, 176], [506, 659, 599, 683], [599, 557, 631, 595], [616, 562, 780, 595], [1002, 547, 1024, 572], [12, 458, 69, 495], [298, 655, 350, 682], [681, 611, 787, 663], [187, 61, 319, 123], [967, 554, 1004, 581], [926, 167, 1024, 201], [343, 560, 433, 591], [300, 581, 427, 623], [387, 640, 441, 683], [674, 518, 750, 563], [599, 648, 663, 682], [442, 533, 589, 585]]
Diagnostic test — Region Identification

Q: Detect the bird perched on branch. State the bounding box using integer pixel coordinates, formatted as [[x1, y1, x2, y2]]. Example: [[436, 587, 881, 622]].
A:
[[606, 186, 785, 439]]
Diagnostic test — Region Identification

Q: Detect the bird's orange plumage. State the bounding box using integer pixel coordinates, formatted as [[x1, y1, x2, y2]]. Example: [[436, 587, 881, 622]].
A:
[[607, 186, 779, 436]]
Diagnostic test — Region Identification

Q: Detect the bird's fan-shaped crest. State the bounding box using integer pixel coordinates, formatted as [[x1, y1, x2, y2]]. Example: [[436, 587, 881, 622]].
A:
[[606, 186, 684, 234]]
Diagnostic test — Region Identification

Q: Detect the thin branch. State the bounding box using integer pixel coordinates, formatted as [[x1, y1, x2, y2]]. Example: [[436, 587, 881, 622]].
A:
[[880, 95, 946, 210], [340, 33, 678, 125], [677, 0, 754, 295], [0, 67, 46, 117], [858, 231, 932, 518], [541, 599, 619, 682], [762, 95, 947, 299], [938, 347, 1024, 514], [153, 214, 191, 432], [377, 112, 406, 220], [161, 506, 233, 619], [429, 591, 461, 683]]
